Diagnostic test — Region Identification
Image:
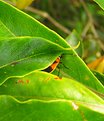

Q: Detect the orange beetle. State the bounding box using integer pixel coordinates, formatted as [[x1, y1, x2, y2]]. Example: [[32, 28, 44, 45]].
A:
[[43, 42, 80, 73], [43, 57, 60, 73]]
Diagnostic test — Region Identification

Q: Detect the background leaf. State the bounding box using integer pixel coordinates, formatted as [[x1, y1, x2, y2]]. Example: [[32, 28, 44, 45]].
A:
[[93, 71, 104, 86], [16, 0, 34, 9], [94, 0, 104, 10], [66, 30, 83, 57]]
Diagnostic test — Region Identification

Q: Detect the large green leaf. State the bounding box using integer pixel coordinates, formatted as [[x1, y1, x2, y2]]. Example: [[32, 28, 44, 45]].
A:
[[94, 0, 104, 10], [0, 95, 104, 121], [0, 0, 68, 48], [0, 71, 104, 120], [0, 36, 70, 83], [53, 53, 104, 94], [0, 71, 103, 104]]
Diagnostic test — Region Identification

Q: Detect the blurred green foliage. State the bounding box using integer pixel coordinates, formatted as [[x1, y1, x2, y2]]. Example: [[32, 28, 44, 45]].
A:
[[30, 0, 104, 64], [31, 1, 103, 36]]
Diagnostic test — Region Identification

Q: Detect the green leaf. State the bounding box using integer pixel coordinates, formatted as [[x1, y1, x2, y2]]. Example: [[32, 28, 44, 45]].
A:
[[53, 54, 104, 94], [0, 0, 68, 48], [0, 20, 14, 38], [0, 0, 104, 94], [66, 30, 83, 57], [0, 95, 104, 121], [1, 71, 103, 104], [0, 71, 104, 120], [94, 0, 104, 10], [0, 36, 69, 83], [93, 71, 104, 86]]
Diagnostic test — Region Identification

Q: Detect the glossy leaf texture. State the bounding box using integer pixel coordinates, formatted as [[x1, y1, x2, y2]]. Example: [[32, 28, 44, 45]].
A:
[[0, 0, 104, 94], [0, 37, 69, 83], [0, 71, 104, 121]]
